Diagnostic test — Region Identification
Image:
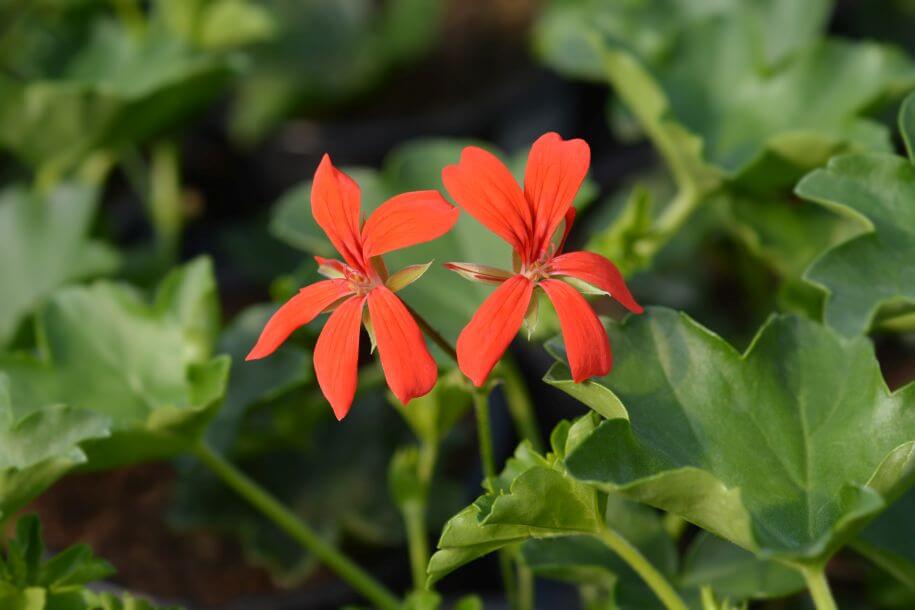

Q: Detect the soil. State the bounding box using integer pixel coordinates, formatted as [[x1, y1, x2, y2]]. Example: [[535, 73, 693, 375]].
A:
[[28, 464, 279, 608]]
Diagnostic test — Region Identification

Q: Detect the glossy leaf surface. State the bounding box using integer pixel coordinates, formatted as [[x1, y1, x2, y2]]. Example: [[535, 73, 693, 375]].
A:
[[547, 308, 915, 565]]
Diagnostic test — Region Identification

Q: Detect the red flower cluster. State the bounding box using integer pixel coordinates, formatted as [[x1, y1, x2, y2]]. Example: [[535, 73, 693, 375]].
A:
[[248, 134, 642, 418]]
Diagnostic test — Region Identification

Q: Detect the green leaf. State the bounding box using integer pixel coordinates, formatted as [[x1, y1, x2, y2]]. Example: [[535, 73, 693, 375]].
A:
[[0, 258, 229, 470], [170, 386, 417, 586], [227, 0, 443, 142], [853, 485, 915, 591], [0, 183, 118, 347], [680, 533, 805, 600], [392, 368, 472, 447], [82, 591, 184, 610], [0, 18, 234, 173], [547, 308, 915, 565], [0, 515, 116, 609], [796, 94, 915, 336], [0, 376, 110, 523], [203, 304, 313, 452], [537, 1, 915, 280]]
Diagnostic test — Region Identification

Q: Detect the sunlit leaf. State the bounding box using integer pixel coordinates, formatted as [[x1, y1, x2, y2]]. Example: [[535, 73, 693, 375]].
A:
[[0, 258, 228, 470], [0, 376, 110, 523]]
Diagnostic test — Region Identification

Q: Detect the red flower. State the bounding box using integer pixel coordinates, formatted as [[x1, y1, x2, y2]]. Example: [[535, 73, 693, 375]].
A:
[[442, 133, 643, 387], [247, 155, 459, 419]]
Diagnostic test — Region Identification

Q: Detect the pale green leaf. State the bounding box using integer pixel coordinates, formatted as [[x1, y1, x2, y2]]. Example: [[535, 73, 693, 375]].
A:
[[0, 259, 229, 470], [0, 183, 118, 347]]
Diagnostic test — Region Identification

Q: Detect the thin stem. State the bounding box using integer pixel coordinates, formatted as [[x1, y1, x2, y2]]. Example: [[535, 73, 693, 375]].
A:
[[404, 303, 457, 363], [517, 563, 535, 610], [404, 442, 436, 592], [150, 140, 183, 261], [800, 565, 838, 610], [496, 356, 542, 452], [594, 525, 687, 610], [403, 502, 429, 591], [193, 442, 401, 610], [473, 390, 521, 610], [472, 390, 496, 480]]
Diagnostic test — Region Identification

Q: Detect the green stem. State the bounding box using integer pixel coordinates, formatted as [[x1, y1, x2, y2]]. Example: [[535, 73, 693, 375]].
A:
[[405, 442, 436, 592], [193, 442, 401, 610], [405, 303, 457, 363], [496, 356, 543, 452], [403, 501, 429, 591], [150, 140, 183, 261], [594, 525, 687, 610], [472, 390, 496, 481], [473, 389, 522, 609], [800, 565, 838, 610], [517, 563, 535, 610]]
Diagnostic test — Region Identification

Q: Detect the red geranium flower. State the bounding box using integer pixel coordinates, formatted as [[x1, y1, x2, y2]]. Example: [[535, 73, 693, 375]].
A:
[[247, 155, 459, 419], [442, 133, 643, 387]]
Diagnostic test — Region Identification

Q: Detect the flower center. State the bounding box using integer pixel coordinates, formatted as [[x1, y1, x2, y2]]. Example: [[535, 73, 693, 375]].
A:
[[344, 268, 379, 296], [521, 258, 552, 283]]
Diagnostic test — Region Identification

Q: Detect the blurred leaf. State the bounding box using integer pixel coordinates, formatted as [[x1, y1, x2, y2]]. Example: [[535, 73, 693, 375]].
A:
[[547, 308, 915, 566], [229, 0, 444, 142], [795, 94, 915, 336], [170, 386, 414, 585], [0, 183, 118, 347], [0, 515, 117, 610], [392, 368, 472, 447], [680, 533, 805, 600], [0, 18, 235, 173], [204, 304, 312, 451], [854, 485, 915, 591], [0, 375, 110, 523], [537, 0, 915, 281], [0, 258, 229, 470], [158, 0, 276, 50], [82, 592, 183, 610]]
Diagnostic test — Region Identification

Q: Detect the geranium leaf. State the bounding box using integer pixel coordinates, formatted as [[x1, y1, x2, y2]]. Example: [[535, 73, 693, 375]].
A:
[[536, 1, 915, 280], [0, 376, 110, 523], [0, 258, 228, 470], [0, 18, 235, 173], [853, 486, 915, 591], [680, 533, 805, 600], [0, 183, 118, 347], [547, 308, 915, 566], [796, 94, 915, 336]]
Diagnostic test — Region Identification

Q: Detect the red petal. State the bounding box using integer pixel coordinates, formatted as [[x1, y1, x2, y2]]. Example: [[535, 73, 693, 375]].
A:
[[550, 251, 644, 314], [366, 287, 438, 404], [442, 146, 533, 260], [314, 296, 365, 420], [540, 279, 611, 382], [246, 279, 354, 361], [456, 275, 534, 387], [311, 155, 365, 270], [361, 191, 459, 258], [524, 133, 589, 259]]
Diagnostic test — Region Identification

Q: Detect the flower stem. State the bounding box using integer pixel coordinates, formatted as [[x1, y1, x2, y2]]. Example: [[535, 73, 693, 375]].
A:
[[404, 303, 457, 363], [799, 565, 838, 610], [472, 390, 497, 481], [149, 140, 183, 262], [403, 501, 429, 591], [193, 442, 401, 610], [495, 356, 542, 452], [594, 525, 687, 610]]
